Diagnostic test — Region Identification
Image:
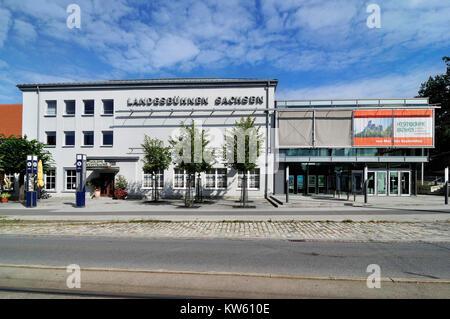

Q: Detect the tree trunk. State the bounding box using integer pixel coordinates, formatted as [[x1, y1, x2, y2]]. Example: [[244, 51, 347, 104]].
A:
[[185, 173, 191, 207], [242, 173, 247, 207]]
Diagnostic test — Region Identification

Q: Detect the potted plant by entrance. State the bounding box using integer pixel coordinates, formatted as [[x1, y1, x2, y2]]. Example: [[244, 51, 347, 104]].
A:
[[1, 193, 11, 203], [87, 179, 102, 199], [114, 175, 128, 200]]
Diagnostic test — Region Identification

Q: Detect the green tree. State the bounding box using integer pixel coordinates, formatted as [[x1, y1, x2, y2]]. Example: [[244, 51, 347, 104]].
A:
[[141, 136, 172, 202], [223, 116, 264, 207], [0, 135, 54, 199], [169, 121, 215, 207], [418, 56, 450, 169]]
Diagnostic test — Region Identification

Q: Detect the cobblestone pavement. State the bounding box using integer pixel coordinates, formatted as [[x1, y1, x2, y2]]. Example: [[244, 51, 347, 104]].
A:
[[0, 220, 449, 242]]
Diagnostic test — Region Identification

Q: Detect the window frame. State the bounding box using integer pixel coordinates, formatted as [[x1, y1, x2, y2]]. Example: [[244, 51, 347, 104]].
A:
[[64, 100, 76, 116], [64, 131, 75, 147], [102, 99, 114, 116], [45, 100, 57, 116], [173, 169, 196, 189], [46, 131, 56, 146], [83, 100, 95, 116], [83, 131, 94, 146], [102, 131, 113, 146], [142, 170, 164, 189], [205, 168, 228, 190], [237, 168, 260, 190], [44, 168, 56, 192], [64, 169, 77, 192]]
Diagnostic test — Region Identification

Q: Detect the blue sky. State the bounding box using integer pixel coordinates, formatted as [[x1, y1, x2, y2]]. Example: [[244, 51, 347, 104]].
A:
[[0, 0, 448, 104]]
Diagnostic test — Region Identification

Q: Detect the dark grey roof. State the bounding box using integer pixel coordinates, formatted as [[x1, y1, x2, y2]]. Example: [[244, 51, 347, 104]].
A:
[[17, 78, 278, 91]]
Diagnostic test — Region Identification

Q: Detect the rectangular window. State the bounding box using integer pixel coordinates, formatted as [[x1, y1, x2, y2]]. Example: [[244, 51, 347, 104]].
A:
[[205, 169, 216, 189], [103, 100, 114, 115], [217, 168, 227, 188], [46, 101, 56, 116], [102, 131, 113, 146], [45, 169, 56, 191], [84, 100, 94, 115], [249, 169, 260, 189], [143, 171, 164, 188], [205, 168, 228, 189], [46, 131, 56, 146], [65, 131, 75, 146], [83, 131, 94, 146], [65, 100, 75, 115], [174, 169, 185, 188], [65, 169, 76, 191], [238, 169, 260, 189]]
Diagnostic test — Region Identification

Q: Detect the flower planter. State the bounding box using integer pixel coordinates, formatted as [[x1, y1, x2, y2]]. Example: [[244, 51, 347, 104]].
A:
[[1, 198, 8, 203], [94, 189, 101, 198]]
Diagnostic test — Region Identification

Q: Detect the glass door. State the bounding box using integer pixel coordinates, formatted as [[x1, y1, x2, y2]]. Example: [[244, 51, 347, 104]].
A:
[[289, 175, 294, 193], [297, 175, 304, 194], [389, 171, 399, 196], [352, 171, 363, 193], [376, 171, 387, 196], [318, 175, 326, 194], [308, 175, 316, 194], [367, 172, 375, 195], [400, 171, 410, 196]]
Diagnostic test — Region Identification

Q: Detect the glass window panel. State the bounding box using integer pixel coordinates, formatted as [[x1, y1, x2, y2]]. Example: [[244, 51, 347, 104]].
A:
[[377, 171, 387, 195], [46, 101, 56, 115], [102, 131, 113, 145], [103, 100, 114, 115], [65, 132, 75, 146], [65, 101, 75, 115], [83, 131, 94, 146], [45, 169, 56, 190], [205, 169, 216, 188], [66, 170, 76, 190], [46, 132, 56, 146], [389, 172, 399, 195], [174, 169, 185, 188], [216, 168, 227, 188], [84, 100, 94, 115]]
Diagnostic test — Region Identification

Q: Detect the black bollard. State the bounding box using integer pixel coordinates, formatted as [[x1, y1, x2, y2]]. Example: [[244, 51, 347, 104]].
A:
[[445, 181, 448, 205]]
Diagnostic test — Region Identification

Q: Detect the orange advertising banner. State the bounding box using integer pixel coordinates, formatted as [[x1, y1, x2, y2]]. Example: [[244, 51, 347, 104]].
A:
[[353, 109, 433, 147]]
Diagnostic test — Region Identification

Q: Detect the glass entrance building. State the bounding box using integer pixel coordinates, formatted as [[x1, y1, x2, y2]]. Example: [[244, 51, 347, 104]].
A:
[[272, 98, 435, 197]]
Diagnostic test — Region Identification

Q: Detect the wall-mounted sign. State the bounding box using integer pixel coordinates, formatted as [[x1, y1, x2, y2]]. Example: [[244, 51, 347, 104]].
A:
[[86, 160, 116, 168], [353, 110, 393, 146], [393, 109, 433, 146], [127, 96, 264, 107], [353, 109, 433, 147]]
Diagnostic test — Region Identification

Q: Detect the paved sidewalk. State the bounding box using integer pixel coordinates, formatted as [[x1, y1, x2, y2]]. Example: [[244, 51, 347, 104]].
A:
[[0, 220, 448, 242]]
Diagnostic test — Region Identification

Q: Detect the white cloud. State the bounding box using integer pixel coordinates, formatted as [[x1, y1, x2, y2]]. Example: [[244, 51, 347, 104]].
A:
[[13, 19, 37, 44], [0, 60, 8, 69], [0, 8, 11, 48], [277, 65, 445, 100]]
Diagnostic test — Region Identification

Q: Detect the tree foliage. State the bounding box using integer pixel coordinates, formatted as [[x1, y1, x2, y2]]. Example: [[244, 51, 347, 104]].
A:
[[141, 136, 172, 175], [418, 56, 450, 157], [169, 121, 215, 206], [223, 115, 264, 172], [0, 135, 54, 184], [223, 116, 264, 206], [169, 120, 215, 175]]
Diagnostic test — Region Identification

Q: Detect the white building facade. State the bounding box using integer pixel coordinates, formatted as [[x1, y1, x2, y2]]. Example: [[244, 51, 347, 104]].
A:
[[18, 79, 278, 199]]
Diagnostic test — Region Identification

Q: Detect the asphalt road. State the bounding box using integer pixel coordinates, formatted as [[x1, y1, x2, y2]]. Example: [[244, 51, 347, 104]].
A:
[[0, 235, 449, 280]]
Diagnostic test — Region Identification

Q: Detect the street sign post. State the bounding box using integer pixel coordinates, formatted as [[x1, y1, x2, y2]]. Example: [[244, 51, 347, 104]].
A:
[[76, 154, 87, 208], [25, 155, 38, 208]]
